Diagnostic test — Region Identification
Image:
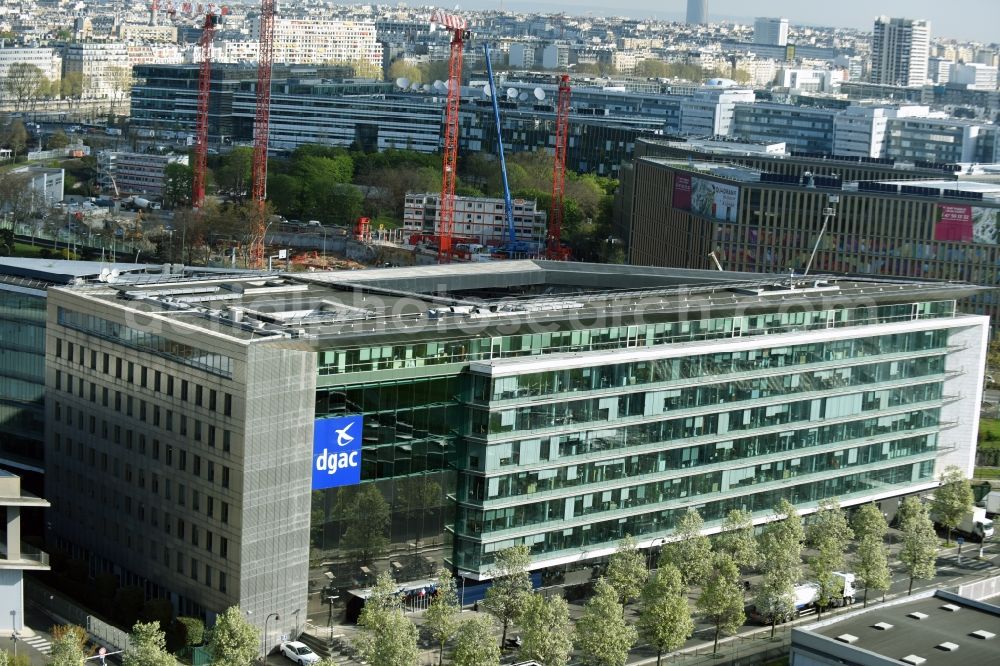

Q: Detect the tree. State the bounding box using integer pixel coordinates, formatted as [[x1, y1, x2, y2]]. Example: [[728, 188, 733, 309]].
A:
[[698, 553, 746, 655], [3, 62, 45, 113], [482, 544, 532, 649], [806, 499, 854, 617], [164, 162, 194, 209], [638, 564, 693, 666], [48, 625, 87, 666], [898, 496, 939, 595], [3, 120, 29, 159], [177, 616, 205, 649], [518, 594, 574, 666], [353, 572, 420, 666], [855, 535, 891, 607], [334, 484, 390, 565], [123, 621, 174, 666], [425, 568, 460, 666], [453, 616, 500, 666], [207, 606, 259, 666], [716, 508, 760, 570], [47, 128, 70, 150], [61, 72, 85, 114], [605, 535, 647, 610], [106, 65, 133, 118], [754, 499, 804, 637], [931, 465, 974, 545], [387, 60, 423, 84], [633, 59, 669, 78], [659, 508, 712, 587], [575, 578, 637, 666], [215, 146, 254, 200], [852, 504, 891, 607]]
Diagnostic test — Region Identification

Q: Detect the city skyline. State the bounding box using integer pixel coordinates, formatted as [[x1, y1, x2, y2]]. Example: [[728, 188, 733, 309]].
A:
[[479, 0, 999, 44]]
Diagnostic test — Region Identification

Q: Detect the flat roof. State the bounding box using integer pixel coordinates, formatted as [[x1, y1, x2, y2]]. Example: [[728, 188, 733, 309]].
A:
[[50, 261, 984, 347], [799, 590, 1000, 666]]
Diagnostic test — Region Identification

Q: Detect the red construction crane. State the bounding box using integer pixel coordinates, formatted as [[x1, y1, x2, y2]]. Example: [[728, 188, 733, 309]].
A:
[[250, 0, 276, 269], [430, 9, 468, 263], [547, 75, 572, 260], [192, 9, 222, 209]]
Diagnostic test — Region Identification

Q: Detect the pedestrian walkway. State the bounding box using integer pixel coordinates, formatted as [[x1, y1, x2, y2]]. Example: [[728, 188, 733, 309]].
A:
[[21, 633, 52, 655]]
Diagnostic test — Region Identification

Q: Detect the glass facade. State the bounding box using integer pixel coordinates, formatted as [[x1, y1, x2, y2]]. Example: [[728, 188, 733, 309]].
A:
[[0, 287, 46, 462], [308, 297, 964, 586]]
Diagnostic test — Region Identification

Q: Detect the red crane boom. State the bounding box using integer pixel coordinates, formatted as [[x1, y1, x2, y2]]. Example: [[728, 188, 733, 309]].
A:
[[430, 10, 468, 263], [250, 0, 276, 269], [192, 11, 219, 209], [548, 75, 571, 260]]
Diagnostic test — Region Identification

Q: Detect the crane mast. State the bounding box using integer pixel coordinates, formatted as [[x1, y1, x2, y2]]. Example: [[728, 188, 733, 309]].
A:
[[430, 9, 468, 263], [192, 11, 220, 209], [548, 75, 571, 260], [250, 0, 276, 268]]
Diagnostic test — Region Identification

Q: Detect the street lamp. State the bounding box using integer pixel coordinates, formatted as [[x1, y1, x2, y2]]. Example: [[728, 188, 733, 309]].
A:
[[262, 612, 279, 662]]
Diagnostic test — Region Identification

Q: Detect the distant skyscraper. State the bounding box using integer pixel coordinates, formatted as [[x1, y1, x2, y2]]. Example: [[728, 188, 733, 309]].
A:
[[871, 16, 931, 87], [686, 0, 707, 25], [754, 17, 789, 46]]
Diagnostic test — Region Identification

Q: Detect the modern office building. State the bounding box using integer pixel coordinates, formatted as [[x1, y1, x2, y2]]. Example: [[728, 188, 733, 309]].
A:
[[754, 18, 789, 47], [871, 17, 931, 87], [44, 261, 984, 641], [790, 589, 1000, 666], [686, 0, 708, 25], [949, 63, 999, 91], [252, 18, 383, 73], [96, 152, 188, 197], [401, 193, 547, 250], [626, 157, 1000, 321], [679, 86, 756, 138], [731, 103, 839, 154]]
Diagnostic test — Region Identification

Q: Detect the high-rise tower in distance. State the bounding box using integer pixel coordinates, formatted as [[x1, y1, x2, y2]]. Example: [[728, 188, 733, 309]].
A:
[[871, 16, 931, 87], [687, 0, 707, 25]]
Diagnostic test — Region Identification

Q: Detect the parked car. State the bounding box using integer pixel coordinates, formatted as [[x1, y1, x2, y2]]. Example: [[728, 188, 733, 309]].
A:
[[279, 641, 320, 665]]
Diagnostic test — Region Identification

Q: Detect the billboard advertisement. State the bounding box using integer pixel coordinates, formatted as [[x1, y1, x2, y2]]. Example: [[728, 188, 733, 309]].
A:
[[933, 204, 1000, 244], [934, 204, 973, 242], [313, 415, 363, 490], [673, 173, 692, 210], [691, 176, 740, 222]]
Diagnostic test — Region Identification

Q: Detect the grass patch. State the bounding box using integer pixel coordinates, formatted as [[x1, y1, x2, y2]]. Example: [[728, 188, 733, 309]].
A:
[[978, 419, 1000, 450], [974, 467, 1000, 480], [13, 242, 47, 257]]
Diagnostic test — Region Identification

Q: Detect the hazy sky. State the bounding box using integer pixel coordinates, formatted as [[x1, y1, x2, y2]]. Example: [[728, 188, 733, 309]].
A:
[[476, 0, 999, 43]]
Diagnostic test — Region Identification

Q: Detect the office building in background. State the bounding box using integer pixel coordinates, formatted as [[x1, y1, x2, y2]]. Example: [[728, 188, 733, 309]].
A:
[[754, 18, 789, 47], [686, 0, 707, 25], [871, 16, 931, 87]]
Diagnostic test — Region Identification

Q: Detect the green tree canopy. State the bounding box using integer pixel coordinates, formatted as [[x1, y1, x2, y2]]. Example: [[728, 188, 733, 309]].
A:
[[353, 572, 420, 666], [852, 503, 891, 607], [207, 606, 259, 666], [660, 508, 712, 587], [425, 568, 460, 666], [605, 534, 648, 609], [715, 508, 760, 570], [123, 621, 174, 666], [453, 615, 500, 666], [518, 593, 574, 666], [164, 162, 193, 209], [754, 499, 804, 636], [931, 465, 974, 544], [638, 564, 693, 666], [48, 625, 87, 666], [698, 553, 746, 655], [334, 484, 390, 565], [575, 578, 637, 666], [898, 496, 939, 595], [482, 544, 533, 649], [806, 499, 854, 616]]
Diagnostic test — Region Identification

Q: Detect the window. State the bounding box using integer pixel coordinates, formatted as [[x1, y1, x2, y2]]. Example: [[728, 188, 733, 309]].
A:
[[181, 380, 188, 401], [223, 430, 231, 453], [207, 496, 214, 519], [190, 558, 198, 581], [194, 455, 201, 476], [177, 518, 185, 540], [221, 466, 229, 488], [191, 526, 199, 547], [221, 502, 229, 524], [196, 385, 203, 406], [224, 393, 232, 417], [220, 537, 228, 559], [205, 530, 213, 552], [179, 450, 186, 471], [141, 366, 148, 388], [207, 462, 215, 483], [219, 571, 227, 593], [155, 371, 161, 392]]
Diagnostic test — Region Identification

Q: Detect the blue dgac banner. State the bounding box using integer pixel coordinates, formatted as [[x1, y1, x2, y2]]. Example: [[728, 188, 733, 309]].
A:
[[312, 415, 363, 490]]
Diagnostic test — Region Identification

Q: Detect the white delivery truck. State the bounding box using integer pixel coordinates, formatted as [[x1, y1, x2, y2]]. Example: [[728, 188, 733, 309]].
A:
[[979, 491, 1000, 517]]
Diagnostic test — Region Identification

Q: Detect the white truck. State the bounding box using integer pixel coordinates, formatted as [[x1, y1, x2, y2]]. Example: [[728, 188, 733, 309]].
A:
[[750, 572, 855, 624], [955, 506, 994, 542], [978, 491, 1000, 517]]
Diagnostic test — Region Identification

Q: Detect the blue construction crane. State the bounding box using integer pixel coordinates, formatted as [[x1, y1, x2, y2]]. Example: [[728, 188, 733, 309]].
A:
[[483, 42, 536, 255]]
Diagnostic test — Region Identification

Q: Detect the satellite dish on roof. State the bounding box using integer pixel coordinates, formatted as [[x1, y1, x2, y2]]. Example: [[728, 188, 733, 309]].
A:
[[107, 269, 121, 284], [396, 77, 410, 89], [506, 87, 518, 100], [422, 83, 431, 92], [411, 82, 421, 91], [518, 92, 529, 101], [533, 87, 546, 101], [99, 268, 111, 282], [433, 80, 445, 91], [483, 83, 492, 97]]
